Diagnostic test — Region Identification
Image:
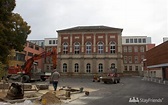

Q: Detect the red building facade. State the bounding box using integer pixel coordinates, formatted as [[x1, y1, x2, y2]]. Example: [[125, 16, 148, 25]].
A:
[[122, 36, 154, 76], [24, 41, 45, 72], [57, 26, 123, 76], [146, 41, 168, 80]]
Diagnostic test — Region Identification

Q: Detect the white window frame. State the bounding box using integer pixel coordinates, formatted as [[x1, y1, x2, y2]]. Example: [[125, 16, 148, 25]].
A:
[[126, 39, 129, 43], [74, 42, 80, 54], [86, 63, 91, 73], [134, 39, 137, 43], [74, 63, 79, 72], [124, 56, 127, 63], [110, 41, 116, 54], [128, 56, 132, 63], [63, 63, 67, 72], [134, 46, 138, 52], [123, 46, 127, 52], [86, 42, 92, 54], [63, 42, 68, 54], [128, 46, 132, 52], [98, 42, 104, 54], [140, 46, 145, 52], [98, 63, 103, 73]]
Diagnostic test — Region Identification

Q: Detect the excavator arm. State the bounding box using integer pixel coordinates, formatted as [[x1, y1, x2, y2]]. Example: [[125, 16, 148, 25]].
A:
[[23, 47, 57, 75]]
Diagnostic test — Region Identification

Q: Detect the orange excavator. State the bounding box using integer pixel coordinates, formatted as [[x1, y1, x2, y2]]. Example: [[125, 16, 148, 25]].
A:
[[7, 48, 57, 83]]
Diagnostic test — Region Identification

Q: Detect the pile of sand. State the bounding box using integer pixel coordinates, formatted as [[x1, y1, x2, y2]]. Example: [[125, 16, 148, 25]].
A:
[[40, 92, 61, 104]]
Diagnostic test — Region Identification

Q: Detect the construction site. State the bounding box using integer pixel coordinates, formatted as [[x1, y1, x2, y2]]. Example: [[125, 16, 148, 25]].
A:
[[0, 79, 92, 105], [0, 47, 93, 105]]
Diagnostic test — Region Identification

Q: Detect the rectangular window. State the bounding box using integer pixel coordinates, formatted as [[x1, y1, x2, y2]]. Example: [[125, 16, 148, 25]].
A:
[[134, 46, 138, 52], [128, 56, 132, 63], [124, 66, 127, 71], [63, 46, 68, 54], [75, 47, 80, 54], [128, 46, 132, 52], [28, 52, 33, 56], [130, 39, 133, 43], [134, 39, 137, 43], [134, 56, 138, 63], [50, 66, 53, 70], [98, 64, 103, 73], [140, 46, 145, 52], [63, 64, 67, 72], [129, 66, 132, 71], [53, 40, 55, 44], [49, 40, 52, 44], [124, 56, 127, 63], [135, 66, 138, 71], [86, 46, 91, 54], [138, 38, 142, 43], [123, 46, 127, 52], [15, 53, 25, 61], [47, 65, 49, 70], [126, 39, 129, 43], [98, 46, 103, 54], [142, 38, 146, 43], [110, 46, 115, 54]]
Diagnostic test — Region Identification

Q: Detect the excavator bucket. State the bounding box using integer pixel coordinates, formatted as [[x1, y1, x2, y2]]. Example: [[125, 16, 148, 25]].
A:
[[6, 83, 24, 100]]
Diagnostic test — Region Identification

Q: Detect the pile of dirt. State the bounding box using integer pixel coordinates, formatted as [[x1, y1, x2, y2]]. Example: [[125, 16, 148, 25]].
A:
[[41, 92, 61, 104]]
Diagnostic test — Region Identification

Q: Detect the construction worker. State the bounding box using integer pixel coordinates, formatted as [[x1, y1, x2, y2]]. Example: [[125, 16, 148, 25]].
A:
[[50, 69, 60, 91]]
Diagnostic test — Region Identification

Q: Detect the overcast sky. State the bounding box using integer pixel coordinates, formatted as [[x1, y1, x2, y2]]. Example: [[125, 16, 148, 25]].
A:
[[14, 0, 168, 45]]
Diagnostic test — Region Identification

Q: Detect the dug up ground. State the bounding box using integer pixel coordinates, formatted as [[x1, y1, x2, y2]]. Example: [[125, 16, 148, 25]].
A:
[[0, 82, 96, 105]]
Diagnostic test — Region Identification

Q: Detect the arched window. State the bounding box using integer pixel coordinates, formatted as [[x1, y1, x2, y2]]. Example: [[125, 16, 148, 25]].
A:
[[63, 42, 68, 54], [74, 42, 80, 54], [110, 41, 116, 54], [98, 63, 103, 73], [86, 42, 92, 54], [110, 63, 117, 73], [98, 42, 104, 54], [74, 63, 79, 72], [63, 63, 67, 72], [111, 63, 115, 69], [86, 63, 91, 73]]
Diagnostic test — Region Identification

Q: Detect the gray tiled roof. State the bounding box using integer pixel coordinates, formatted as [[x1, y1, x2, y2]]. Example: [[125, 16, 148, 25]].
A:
[[57, 25, 123, 32]]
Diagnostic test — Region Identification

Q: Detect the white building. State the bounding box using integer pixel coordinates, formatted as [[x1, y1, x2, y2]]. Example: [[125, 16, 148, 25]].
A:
[[122, 36, 151, 45], [28, 40, 45, 48], [44, 38, 58, 72]]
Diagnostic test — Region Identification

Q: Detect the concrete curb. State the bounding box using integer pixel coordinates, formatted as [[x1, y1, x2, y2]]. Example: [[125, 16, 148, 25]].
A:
[[142, 77, 168, 85]]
